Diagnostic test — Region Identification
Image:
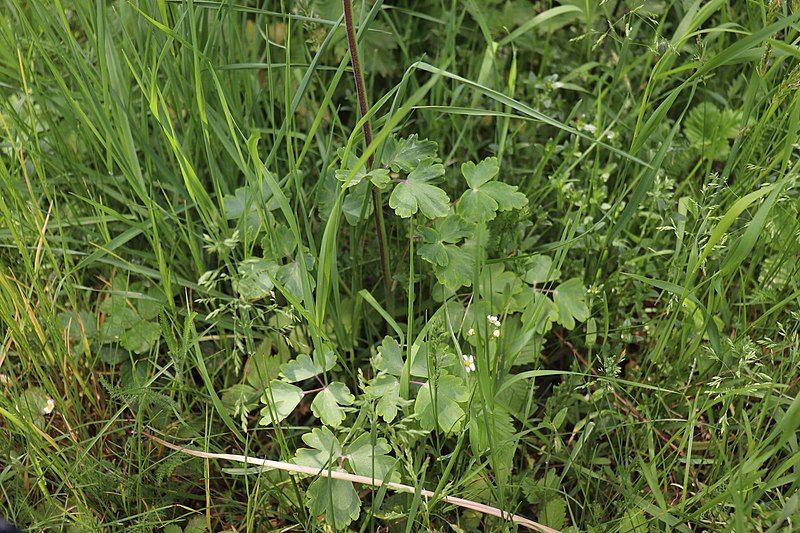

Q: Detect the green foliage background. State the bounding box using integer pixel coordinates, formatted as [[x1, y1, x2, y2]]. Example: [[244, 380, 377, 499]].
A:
[[1, 1, 800, 531]]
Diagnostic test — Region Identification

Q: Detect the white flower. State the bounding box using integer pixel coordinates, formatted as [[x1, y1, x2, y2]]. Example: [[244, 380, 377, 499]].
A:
[[462, 354, 476, 373], [467, 328, 475, 337], [492, 329, 501, 338], [582, 123, 597, 134], [43, 398, 55, 415], [486, 315, 501, 327]]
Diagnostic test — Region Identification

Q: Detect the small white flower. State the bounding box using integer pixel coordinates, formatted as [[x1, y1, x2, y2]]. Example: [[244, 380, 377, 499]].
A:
[[462, 354, 476, 373], [582, 123, 597, 134], [43, 398, 55, 415], [467, 328, 476, 337], [492, 329, 501, 338], [487, 315, 501, 327]]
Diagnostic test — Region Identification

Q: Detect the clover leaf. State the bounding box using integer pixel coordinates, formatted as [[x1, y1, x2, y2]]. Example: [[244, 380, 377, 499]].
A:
[[99, 306, 139, 341], [366, 168, 391, 189], [96, 285, 165, 358], [280, 349, 336, 383], [478, 263, 523, 310], [435, 213, 474, 242], [553, 277, 590, 330], [418, 215, 473, 267], [294, 427, 359, 529], [425, 243, 474, 291], [409, 342, 432, 378], [335, 148, 391, 189], [381, 134, 439, 172], [417, 216, 476, 290], [259, 380, 304, 425], [58, 310, 96, 344], [414, 372, 469, 433], [221, 383, 260, 414], [120, 320, 161, 354], [235, 258, 279, 301], [519, 290, 558, 335], [373, 336, 405, 376], [457, 157, 528, 223], [364, 373, 404, 423], [223, 182, 279, 230], [306, 476, 360, 529], [294, 426, 342, 468], [342, 179, 372, 225], [310, 381, 354, 428], [346, 433, 399, 482], [389, 159, 450, 219], [523, 254, 561, 284], [292, 427, 400, 528], [275, 259, 315, 303], [418, 241, 449, 267]]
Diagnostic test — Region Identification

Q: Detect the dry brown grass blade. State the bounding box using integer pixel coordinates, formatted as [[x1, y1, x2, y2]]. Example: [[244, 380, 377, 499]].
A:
[[145, 433, 560, 533]]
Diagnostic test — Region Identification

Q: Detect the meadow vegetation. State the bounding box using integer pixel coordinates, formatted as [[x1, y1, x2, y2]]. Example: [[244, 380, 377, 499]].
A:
[[1, 1, 800, 531]]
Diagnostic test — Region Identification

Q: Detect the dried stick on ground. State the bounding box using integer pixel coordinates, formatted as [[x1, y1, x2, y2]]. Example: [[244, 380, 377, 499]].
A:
[[145, 433, 560, 533]]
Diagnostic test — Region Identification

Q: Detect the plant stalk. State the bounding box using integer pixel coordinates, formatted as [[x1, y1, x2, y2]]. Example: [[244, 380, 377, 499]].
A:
[[342, 0, 393, 313]]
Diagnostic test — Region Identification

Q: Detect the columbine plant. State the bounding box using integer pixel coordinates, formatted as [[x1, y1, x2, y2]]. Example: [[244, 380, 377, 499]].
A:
[[249, 129, 592, 525], [228, 1, 592, 528]]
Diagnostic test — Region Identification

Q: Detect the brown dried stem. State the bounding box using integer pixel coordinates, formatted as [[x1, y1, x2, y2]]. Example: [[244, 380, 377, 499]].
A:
[[342, 0, 392, 311]]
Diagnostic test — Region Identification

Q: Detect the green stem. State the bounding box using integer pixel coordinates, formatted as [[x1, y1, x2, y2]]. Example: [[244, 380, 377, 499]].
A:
[[342, 0, 393, 314]]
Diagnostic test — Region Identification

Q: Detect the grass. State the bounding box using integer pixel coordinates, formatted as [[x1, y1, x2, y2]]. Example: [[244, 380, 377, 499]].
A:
[[1, 0, 800, 531]]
